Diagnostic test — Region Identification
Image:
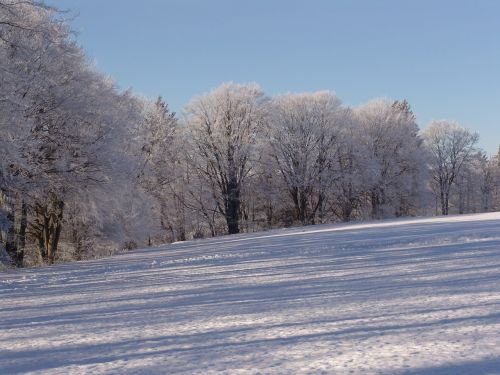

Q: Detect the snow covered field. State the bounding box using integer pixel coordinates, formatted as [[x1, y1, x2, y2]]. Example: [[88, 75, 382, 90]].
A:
[[1, 213, 500, 374]]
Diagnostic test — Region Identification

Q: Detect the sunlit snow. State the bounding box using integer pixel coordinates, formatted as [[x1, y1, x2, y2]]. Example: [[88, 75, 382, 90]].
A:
[[1, 213, 500, 374]]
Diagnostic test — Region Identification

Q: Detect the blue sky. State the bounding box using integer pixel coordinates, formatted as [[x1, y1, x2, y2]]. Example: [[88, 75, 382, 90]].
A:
[[48, 0, 499, 154]]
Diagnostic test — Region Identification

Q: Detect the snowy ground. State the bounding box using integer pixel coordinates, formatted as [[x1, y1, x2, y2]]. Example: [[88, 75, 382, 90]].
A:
[[1, 213, 500, 374]]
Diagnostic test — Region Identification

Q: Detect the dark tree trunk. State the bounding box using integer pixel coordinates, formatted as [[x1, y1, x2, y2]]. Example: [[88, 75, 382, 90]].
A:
[[440, 189, 449, 215], [290, 187, 300, 222], [266, 203, 273, 229], [177, 226, 186, 241], [18, 199, 27, 250], [12, 199, 27, 267], [2, 189, 23, 266], [49, 199, 64, 264], [340, 184, 355, 222], [371, 190, 380, 219], [226, 180, 240, 234], [310, 192, 324, 225], [43, 213, 50, 262], [5, 208, 17, 266], [299, 193, 307, 224], [341, 203, 353, 222], [34, 196, 65, 264], [1, 195, 27, 267]]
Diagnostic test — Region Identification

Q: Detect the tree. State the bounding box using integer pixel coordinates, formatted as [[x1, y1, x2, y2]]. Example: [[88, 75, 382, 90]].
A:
[[184, 83, 267, 234], [0, 0, 68, 265], [137, 96, 189, 242], [268, 91, 343, 224], [329, 109, 365, 222], [451, 152, 497, 214], [355, 99, 425, 219], [0, 1, 147, 265], [423, 121, 479, 215]]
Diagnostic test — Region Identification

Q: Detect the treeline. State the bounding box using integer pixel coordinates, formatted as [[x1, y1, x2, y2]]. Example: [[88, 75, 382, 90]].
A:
[[1, 1, 499, 268], [143, 86, 499, 241]]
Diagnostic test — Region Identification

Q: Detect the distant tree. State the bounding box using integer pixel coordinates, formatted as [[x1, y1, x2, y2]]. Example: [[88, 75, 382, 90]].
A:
[[493, 148, 500, 208], [423, 121, 479, 215]]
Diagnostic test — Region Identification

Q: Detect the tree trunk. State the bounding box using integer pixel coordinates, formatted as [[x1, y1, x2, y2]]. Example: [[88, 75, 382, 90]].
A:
[[266, 203, 273, 229], [310, 192, 324, 225], [18, 199, 27, 250], [341, 203, 353, 222], [2, 189, 24, 266], [43, 213, 51, 262], [299, 193, 307, 224], [226, 179, 240, 234], [34, 196, 65, 264], [440, 189, 450, 216], [49, 221, 63, 264], [290, 187, 301, 222], [440, 189, 447, 215], [177, 225, 186, 241], [5, 207, 17, 266], [13, 199, 27, 267], [226, 200, 240, 235], [371, 190, 380, 219]]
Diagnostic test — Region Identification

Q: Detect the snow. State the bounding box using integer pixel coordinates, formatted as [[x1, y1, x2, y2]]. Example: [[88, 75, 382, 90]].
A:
[[1, 212, 500, 374]]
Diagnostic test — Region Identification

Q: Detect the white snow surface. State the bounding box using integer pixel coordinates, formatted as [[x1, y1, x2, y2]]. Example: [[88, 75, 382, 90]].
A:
[[1, 213, 500, 374]]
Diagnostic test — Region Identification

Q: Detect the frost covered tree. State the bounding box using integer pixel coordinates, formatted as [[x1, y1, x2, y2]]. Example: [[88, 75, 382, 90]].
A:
[[183, 83, 267, 234], [136, 96, 190, 242], [0, 1, 147, 266], [450, 151, 497, 214], [355, 99, 425, 219], [329, 109, 366, 222], [0, 0, 70, 265], [491, 148, 500, 209], [268, 92, 343, 224], [0, 1, 52, 265], [423, 121, 479, 215]]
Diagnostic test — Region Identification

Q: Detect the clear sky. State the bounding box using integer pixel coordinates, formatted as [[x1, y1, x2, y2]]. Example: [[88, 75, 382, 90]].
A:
[[48, 0, 499, 154]]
